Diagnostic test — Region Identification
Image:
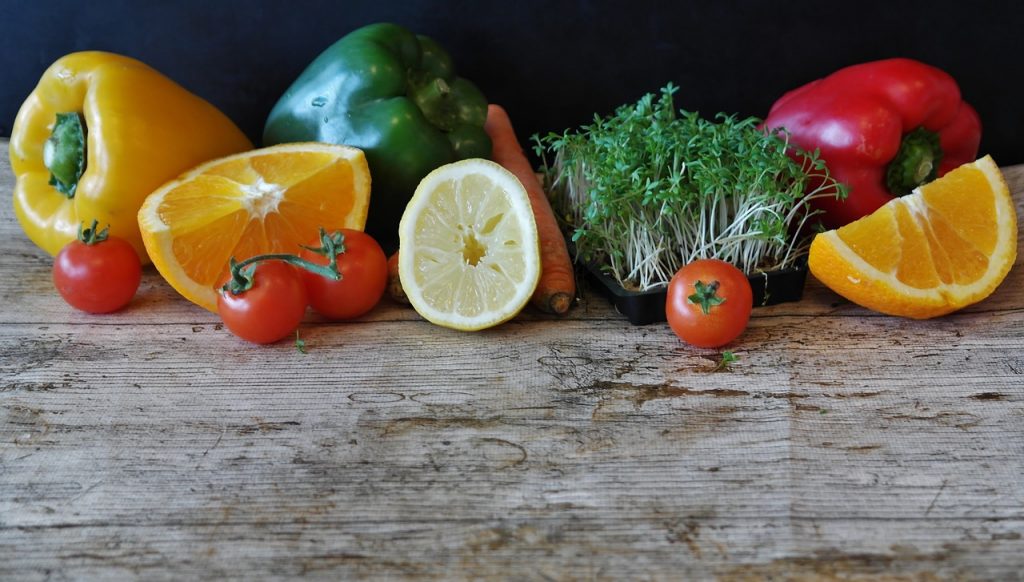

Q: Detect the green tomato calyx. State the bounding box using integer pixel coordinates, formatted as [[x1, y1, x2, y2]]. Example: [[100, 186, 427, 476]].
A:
[[688, 280, 726, 315]]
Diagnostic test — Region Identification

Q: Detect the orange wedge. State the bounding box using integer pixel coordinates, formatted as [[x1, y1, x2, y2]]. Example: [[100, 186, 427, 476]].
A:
[[809, 155, 1017, 319], [138, 143, 371, 312]]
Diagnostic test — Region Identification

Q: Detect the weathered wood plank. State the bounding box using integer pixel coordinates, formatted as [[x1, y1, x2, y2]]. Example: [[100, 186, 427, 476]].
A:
[[2, 139, 1023, 580], [5, 519, 1024, 579]]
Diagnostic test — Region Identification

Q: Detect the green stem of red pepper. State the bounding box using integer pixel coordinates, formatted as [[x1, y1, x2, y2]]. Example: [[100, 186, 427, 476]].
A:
[[885, 127, 943, 196]]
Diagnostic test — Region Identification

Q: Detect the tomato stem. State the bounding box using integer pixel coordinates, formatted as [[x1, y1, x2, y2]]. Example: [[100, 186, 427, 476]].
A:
[[300, 229, 347, 257], [688, 279, 726, 315], [77, 219, 109, 245], [224, 228, 344, 296]]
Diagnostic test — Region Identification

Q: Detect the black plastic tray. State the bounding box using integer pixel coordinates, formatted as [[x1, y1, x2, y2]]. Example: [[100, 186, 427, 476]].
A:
[[585, 262, 809, 325]]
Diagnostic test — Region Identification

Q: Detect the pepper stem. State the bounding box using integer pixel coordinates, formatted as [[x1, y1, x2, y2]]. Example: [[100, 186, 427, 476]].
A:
[[223, 228, 344, 296], [44, 112, 87, 199], [688, 280, 726, 315], [885, 127, 943, 197], [409, 77, 456, 131]]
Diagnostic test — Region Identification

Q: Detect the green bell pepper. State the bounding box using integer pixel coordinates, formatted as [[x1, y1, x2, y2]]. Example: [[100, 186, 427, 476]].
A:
[[263, 23, 491, 245]]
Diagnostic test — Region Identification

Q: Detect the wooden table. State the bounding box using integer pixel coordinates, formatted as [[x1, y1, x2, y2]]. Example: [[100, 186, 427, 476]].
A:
[[2, 141, 1023, 580]]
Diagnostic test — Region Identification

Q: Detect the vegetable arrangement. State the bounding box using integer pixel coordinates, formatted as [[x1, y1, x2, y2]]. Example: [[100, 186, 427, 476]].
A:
[[6, 25, 1017, 351]]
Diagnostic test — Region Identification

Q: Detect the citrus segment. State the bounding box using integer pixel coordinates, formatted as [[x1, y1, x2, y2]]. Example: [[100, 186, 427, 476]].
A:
[[892, 203, 940, 289], [399, 159, 540, 331], [138, 143, 371, 312], [809, 155, 1017, 318]]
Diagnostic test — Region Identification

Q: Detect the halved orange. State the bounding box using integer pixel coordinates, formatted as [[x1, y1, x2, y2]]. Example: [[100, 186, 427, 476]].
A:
[[809, 155, 1017, 319], [138, 143, 371, 312]]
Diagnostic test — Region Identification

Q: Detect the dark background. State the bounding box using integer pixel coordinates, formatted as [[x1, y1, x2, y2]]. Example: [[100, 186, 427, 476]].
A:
[[3, 0, 1022, 164]]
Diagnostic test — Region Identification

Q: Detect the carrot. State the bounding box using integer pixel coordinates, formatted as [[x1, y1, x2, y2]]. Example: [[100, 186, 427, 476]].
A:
[[386, 251, 410, 305], [485, 104, 576, 315]]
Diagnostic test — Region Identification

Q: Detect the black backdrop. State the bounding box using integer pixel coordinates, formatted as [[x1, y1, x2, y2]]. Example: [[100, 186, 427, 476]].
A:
[[3, 0, 1022, 164]]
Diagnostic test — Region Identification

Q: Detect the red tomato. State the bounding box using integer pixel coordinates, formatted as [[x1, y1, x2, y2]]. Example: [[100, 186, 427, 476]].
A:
[[217, 261, 308, 344], [52, 236, 141, 313], [300, 229, 387, 320], [666, 259, 752, 348]]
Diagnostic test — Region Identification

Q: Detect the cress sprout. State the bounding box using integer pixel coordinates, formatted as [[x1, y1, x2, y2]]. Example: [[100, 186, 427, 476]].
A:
[[533, 84, 846, 291]]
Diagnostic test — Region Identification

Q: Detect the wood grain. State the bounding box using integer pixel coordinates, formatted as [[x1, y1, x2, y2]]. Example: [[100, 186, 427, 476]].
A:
[[2, 141, 1023, 580]]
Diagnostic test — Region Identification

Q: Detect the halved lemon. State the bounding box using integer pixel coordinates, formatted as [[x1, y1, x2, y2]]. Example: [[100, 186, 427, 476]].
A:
[[399, 159, 540, 331], [138, 143, 370, 312], [809, 155, 1017, 319]]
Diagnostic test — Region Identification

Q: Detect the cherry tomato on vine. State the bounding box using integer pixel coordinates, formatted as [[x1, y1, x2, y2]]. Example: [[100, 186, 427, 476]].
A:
[[217, 261, 308, 344], [666, 259, 752, 348], [52, 222, 141, 314], [300, 229, 387, 320]]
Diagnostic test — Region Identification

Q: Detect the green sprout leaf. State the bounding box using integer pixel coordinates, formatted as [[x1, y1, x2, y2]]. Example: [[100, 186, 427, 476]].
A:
[[535, 84, 845, 291], [712, 351, 739, 372]]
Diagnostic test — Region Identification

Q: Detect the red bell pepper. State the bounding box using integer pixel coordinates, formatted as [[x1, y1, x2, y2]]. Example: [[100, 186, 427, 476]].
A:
[[764, 58, 982, 228]]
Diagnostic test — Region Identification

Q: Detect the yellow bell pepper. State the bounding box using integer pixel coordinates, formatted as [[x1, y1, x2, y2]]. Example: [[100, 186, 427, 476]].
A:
[[9, 51, 252, 262]]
